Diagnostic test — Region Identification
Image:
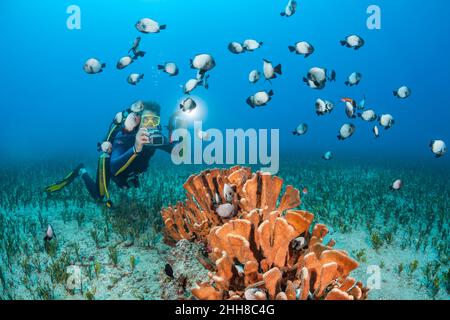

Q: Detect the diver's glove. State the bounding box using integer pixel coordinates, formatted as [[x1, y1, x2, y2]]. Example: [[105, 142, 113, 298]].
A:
[[101, 142, 113, 154], [135, 127, 150, 153]]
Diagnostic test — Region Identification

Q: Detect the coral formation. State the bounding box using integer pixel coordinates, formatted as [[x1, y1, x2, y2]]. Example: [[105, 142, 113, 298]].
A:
[[162, 166, 253, 244], [162, 166, 369, 300]]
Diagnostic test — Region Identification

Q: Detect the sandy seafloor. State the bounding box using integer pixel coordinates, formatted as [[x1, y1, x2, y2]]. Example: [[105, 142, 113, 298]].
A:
[[0, 156, 448, 300]]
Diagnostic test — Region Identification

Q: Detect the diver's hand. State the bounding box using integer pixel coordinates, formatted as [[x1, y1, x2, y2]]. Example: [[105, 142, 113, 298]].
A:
[[134, 128, 150, 153]]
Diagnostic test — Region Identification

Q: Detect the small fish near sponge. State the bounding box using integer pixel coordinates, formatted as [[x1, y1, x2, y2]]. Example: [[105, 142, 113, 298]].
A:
[[160, 166, 368, 300]]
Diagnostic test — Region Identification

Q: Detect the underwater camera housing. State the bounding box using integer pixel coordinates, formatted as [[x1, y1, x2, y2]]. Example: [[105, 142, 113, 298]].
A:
[[147, 128, 165, 147]]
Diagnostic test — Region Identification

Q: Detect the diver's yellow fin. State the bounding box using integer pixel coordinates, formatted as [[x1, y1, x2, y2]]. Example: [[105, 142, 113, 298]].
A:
[[44, 165, 83, 194], [44, 176, 72, 193], [44, 180, 69, 193]]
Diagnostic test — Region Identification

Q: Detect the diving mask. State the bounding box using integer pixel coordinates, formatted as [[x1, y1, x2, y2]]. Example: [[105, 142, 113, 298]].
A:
[[140, 114, 161, 129]]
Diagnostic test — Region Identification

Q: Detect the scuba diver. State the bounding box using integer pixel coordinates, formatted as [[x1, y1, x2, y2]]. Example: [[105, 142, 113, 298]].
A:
[[45, 100, 180, 208]]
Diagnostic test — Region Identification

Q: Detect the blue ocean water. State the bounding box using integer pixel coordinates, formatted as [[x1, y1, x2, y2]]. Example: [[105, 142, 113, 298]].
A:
[[0, 0, 449, 166]]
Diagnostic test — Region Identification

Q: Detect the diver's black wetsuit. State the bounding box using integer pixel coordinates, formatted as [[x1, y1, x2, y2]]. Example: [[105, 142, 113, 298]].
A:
[[81, 129, 174, 201]]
